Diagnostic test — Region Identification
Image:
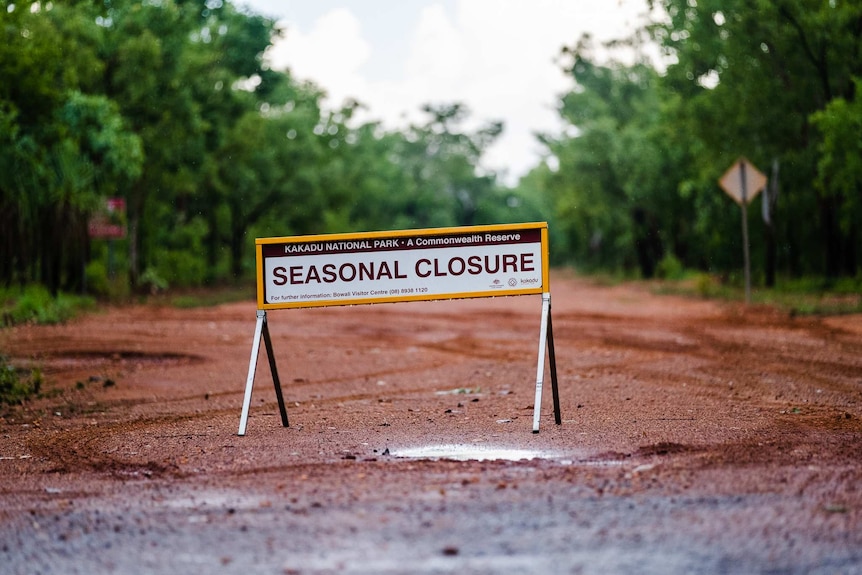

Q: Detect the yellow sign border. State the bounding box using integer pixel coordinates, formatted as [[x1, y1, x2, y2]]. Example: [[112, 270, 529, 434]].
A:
[[255, 222, 550, 310]]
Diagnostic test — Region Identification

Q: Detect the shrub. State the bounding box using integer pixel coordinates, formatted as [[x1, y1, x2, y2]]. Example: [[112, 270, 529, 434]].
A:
[[1, 285, 95, 326], [656, 254, 685, 280], [0, 355, 42, 405], [140, 267, 169, 295], [85, 260, 110, 296]]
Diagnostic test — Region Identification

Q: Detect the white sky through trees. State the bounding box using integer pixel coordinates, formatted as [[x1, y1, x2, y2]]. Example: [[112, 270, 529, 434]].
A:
[[241, 0, 653, 186]]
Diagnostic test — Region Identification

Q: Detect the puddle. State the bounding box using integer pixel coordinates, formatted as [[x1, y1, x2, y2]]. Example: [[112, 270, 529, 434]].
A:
[[161, 490, 269, 511], [392, 444, 552, 462]]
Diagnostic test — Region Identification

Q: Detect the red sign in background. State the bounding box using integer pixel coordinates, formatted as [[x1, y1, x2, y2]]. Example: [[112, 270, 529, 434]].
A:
[[88, 198, 127, 239]]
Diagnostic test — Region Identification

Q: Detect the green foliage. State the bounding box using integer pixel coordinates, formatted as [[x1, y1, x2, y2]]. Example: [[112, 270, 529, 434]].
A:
[[1, 285, 94, 326], [646, 0, 862, 278], [3, 0, 859, 297], [169, 285, 254, 309], [2, 0, 526, 294], [811, 78, 862, 239], [658, 274, 862, 316], [535, 48, 684, 277], [527, 0, 862, 283], [84, 260, 110, 297], [150, 215, 209, 288], [84, 247, 131, 300], [655, 254, 685, 280], [139, 268, 169, 295], [0, 355, 43, 406], [693, 273, 719, 298]]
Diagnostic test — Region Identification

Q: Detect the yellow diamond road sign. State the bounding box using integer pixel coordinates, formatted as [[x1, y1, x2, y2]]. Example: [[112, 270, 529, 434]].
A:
[[719, 157, 767, 205]]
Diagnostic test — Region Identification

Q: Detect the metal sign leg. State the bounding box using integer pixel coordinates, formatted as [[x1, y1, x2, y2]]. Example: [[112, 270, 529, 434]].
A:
[[533, 293, 551, 433], [261, 314, 289, 428], [238, 311, 266, 436], [238, 310, 289, 436], [532, 292, 561, 432], [547, 306, 561, 425]]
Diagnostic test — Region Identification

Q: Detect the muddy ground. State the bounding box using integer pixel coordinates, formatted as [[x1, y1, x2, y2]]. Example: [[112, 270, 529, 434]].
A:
[[1, 273, 860, 574]]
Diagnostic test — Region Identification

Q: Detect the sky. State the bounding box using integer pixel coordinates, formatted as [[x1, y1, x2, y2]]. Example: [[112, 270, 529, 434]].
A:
[[238, 0, 655, 186]]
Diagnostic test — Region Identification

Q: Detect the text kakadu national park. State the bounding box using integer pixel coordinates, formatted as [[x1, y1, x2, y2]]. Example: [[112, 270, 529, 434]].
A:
[[257, 224, 548, 309]]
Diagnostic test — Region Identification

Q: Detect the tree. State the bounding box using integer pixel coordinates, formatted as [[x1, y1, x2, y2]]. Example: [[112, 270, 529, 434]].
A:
[[212, 96, 326, 277], [394, 103, 504, 228], [534, 38, 696, 276], [811, 78, 862, 275], [0, 2, 138, 293], [647, 0, 862, 277]]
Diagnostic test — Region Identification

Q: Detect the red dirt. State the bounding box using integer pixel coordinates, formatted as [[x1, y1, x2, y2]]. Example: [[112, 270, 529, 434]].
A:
[[1, 273, 860, 574]]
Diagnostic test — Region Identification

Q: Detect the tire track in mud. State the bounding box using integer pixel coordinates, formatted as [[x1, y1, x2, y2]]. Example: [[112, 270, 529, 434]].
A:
[[548, 304, 862, 471], [553, 307, 862, 401], [23, 415, 196, 478]]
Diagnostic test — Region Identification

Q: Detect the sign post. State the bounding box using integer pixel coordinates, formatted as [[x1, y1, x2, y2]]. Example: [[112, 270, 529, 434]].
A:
[[88, 198, 127, 280], [719, 158, 767, 304], [238, 222, 560, 435]]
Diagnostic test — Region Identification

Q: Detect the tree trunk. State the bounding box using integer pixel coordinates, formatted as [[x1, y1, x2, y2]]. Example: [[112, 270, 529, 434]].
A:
[[820, 196, 841, 278], [764, 159, 779, 287], [204, 195, 221, 284], [631, 207, 662, 278], [128, 181, 145, 290], [765, 225, 777, 287], [229, 223, 245, 280]]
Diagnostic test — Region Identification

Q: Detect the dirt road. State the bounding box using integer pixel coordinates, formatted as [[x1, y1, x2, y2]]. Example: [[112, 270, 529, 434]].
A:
[[1, 274, 860, 574]]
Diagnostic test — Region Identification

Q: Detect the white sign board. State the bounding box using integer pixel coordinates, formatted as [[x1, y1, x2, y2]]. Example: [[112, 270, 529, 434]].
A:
[[256, 223, 549, 309], [719, 157, 767, 205], [239, 222, 560, 436]]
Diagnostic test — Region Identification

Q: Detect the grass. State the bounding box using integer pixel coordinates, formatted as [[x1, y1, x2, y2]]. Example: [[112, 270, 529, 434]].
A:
[[652, 272, 862, 316], [163, 284, 255, 309], [1, 281, 253, 324], [1, 285, 96, 327], [0, 354, 43, 406], [0, 286, 95, 405]]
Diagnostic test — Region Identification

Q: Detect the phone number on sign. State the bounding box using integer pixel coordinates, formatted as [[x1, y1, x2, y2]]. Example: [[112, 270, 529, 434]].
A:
[[388, 287, 429, 295]]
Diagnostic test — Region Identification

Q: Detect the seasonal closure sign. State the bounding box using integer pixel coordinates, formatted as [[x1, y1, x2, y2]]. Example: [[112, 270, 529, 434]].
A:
[[241, 221, 559, 436], [256, 222, 549, 309]]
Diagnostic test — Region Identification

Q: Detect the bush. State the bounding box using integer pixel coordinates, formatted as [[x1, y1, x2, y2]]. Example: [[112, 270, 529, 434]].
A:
[[140, 267, 169, 295], [694, 273, 718, 297], [158, 249, 207, 287], [0, 355, 42, 405], [655, 254, 685, 280], [85, 260, 131, 300], [1, 285, 95, 326], [149, 215, 210, 288]]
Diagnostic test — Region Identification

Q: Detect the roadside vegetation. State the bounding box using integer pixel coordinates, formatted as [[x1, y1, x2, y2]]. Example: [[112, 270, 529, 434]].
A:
[[0, 353, 43, 407], [158, 283, 255, 309], [651, 272, 862, 316], [2, 1, 860, 297], [1, 285, 95, 327]]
